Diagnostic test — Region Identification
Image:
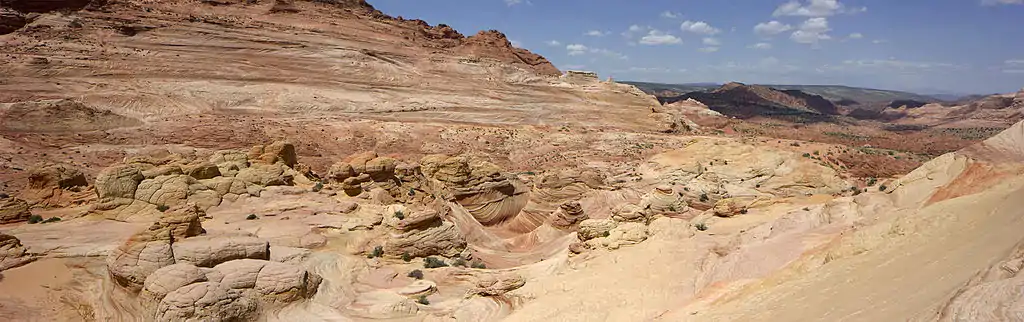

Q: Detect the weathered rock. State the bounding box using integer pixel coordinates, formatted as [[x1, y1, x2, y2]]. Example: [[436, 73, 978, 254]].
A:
[[201, 177, 248, 197], [27, 163, 88, 190], [249, 141, 297, 167], [106, 204, 204, 289], [549, 201, 587, 229], [0, 232, 34, 271], [135, 174, 210, 208], [142, 165, 184, 179], [468, 273, 526, 297], [577, 219, 617, 241], [611, 203, 646, 222], [95, 164, 145, 200], [155, 282, 259, 322], [384, 220, 466, 258], [327, 162, 355, 183], [172, 235, 270, 268], [347, 151, 379, 174], [182, 162, 222, 180], [207, 259, 322, 302], [712, 198, 748, 217], [638, 185, 687, 217], [236, 163, 294, 186], [142, 263, 208, 302], [0, 197, 31, 224], [0, 9, 27, 35]]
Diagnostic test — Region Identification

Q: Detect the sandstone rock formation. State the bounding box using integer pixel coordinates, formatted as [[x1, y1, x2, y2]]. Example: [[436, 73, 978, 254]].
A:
[[0, 232, 33, 271], [0, 196, 31, 224]]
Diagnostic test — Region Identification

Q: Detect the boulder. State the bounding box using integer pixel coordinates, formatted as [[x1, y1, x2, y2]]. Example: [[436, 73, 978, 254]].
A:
[[248, 141, 296, 167], [95, 164, 145, 200], [327, 162, 355, 183], [182, 162, 222, 180], [236, 163, 294, 186], [467, 273, 526, 297], [141, 165, 184, 179], [712, 198, 748, 217], [171, 235, 270, 268], [135, 175, 209, 208], [107, 204, 204, 289], [142, 263, 208, 303], [207, 259, 322, 302], [201, 177, 249, 196], [577, 219, 617, 241], [549, 201, 587, 229], [611, 204, 646, 222], [0, 197, 31, 224], [0, 232, 33, 271], [384, 220, 466, 258], [155, 282, 259, 322], [27, 163, 88, 190]]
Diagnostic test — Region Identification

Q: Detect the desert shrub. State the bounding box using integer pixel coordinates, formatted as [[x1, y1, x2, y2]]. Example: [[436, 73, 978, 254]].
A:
[[452, 257, 467, 267], [312, 182, 323, 192], [879, 185, 887, 191], [367, 246, 384, 258], [246, 214, 258, 220], [423, 256, 448, 268], [42, 217, 61, 223], [407, 269, 424, 279], [28, 215, 44, 224], [739, 209, 748, 214], [402, 252, 412, 262], [394, 210, 405, 220], [813, 150, 820, 155], [791, 142, 801, 147], [471, 261, 487, 269], [699, 193, 709, 202], [156, 205, 170, 212], [866, 177, 877, 186], [695, 222, 708, 231], [417, 295, 430, 305], [803, 153, 811, 158]]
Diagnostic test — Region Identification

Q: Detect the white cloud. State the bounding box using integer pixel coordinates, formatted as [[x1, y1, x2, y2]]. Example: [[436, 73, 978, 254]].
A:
[[504, 0, 523, 6], [982, 0, 1023, 5], [545, 40, 561, 46], [702, 56, 801, 74], [790, 17, 832, 44], [1002, 60, 1024, 73], [698, 47, 720, 53], [680, 20, 721, 35], [585, 30, 608, 37], [848, 33, 864, 39], [566, 44, 589, 56], [622, 25, 649, 39], [754, 21, 793, 37], [750, 42, 773, 49], [661, 11, 681, 19], [639, 29, 683, 45], [510, 39, 522, 47], [824, 59, 963, 73], [1005, 59, 1024, 65], [702, 37, 722, 46], [773, 0, 866, 17], [589, 48, 629, 60], [872, 39, 888, 44], [1004, 69, 1024, 73]]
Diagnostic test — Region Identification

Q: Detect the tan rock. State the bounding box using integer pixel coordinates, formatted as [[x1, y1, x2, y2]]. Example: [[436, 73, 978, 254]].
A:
[[468, 273, 526, 297], [0, 232, 34, 271], [155, 282, 259, 322], [578, 219, 617, 241], [236, 163, 294, 186], [182, 162, 222, 180], [712, 198, 748, 218], [248, 141, 297, 167], [27, 163, 88, 190], [171, 235, 270, 268], [141, 165, 184, 179], [95, 164, 145, 200], [207, 259, 322, 302], [549, 201, 587, 229], [384, 219, 466, 258], [0, 197, 31, 224], [106, 204, 204, 289], [327, 161, 355, 183], [142, 263, 208, 303]]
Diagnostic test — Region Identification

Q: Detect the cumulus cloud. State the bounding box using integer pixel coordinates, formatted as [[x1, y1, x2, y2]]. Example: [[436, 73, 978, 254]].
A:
[[661, 11, 681, 19], [622, 25, 649, 39], [773, 0, 866, 17], [703, 37, 722, 46], [790, 17, 832, 44], [698, 47, 720, 53], [754, 21, 793, 36], [585, 30, 608, 37], [680, 20, 721, 35], [750, 42, 773, 49], [640, 29, 683, 45], [589, 48, 629, 60], [848, 33, 864, 39], [505, 0, 524, 6], [545, 40, 561, 46], [566, 44, 589, 55]]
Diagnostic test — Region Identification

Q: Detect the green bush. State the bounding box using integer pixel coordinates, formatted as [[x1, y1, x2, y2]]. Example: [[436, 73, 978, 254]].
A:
[[423, 256, 448, 268], [417, 295, 430, 305], [312, 182, 323, 192], [394, 210, 405, 220], [402, 252, 412, 262], [367, 246, 384, 258], [452, 257, 467, 267], [699, 193, 709, 202], [246, 214, 258, 220], [695, 222, 708, 231], [866, 177, 877, 186], [802, 153, 811, 158], [156, 205, 170, 212], [879, 185, 887, 191], [407, 269, 424, 279], [28, 215, 44, 224], [471, 261, 487, 269]]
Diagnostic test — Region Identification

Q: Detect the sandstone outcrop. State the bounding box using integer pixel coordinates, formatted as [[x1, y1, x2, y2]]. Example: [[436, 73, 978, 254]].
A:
[[0, 232, 33, 271], [0, 196, 31, 224], [467, 273, 526, 297], [383, 207, 467, 258]]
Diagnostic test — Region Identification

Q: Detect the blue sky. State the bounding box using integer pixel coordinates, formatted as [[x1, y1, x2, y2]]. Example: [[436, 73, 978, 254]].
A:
[[371, 0, 1024, 94]]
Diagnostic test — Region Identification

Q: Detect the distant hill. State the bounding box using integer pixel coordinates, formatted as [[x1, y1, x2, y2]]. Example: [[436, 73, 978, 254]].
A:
[[621, 81, 940, 104], [661, 82, 839, 121]]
